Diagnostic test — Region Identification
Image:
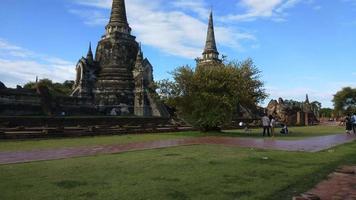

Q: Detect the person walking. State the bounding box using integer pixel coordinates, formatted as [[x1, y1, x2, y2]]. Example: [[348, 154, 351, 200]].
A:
[[345, 114, 353, 135], [352, 113, 356, 134], [262, 114, 271, 137], [270, 115, 276, 137]]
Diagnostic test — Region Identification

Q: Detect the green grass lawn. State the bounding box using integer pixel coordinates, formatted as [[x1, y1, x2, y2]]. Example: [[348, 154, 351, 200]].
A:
[[0, 141, 355, 200], [0, 126, 345, 152]]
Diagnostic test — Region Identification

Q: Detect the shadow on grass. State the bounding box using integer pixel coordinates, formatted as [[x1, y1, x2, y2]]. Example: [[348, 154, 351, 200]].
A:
[[54, 180, 88, 189], [79, 192, 98, 198], [167, 190, 189, 200], [224, 190, 254, 199], [152, 177, 181, 183]]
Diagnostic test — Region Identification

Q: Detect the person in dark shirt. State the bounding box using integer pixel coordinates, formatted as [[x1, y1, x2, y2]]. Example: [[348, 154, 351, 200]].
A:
[[345, 114, 353, 135]]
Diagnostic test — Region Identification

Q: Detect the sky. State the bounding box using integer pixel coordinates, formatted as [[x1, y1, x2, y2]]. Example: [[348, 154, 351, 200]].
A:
[[0, 0, 356, 108]]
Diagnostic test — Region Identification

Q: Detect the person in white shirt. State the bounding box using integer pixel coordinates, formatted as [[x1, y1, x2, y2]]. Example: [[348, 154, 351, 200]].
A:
[[261, 114, 271, 137]]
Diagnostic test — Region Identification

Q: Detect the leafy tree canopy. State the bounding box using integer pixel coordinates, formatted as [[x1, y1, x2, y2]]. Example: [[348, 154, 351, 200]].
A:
[[319, 108, 334, 118], [156, 58, 267, 131], [332, 87, 356, 115], [24, 79, 74, 97]]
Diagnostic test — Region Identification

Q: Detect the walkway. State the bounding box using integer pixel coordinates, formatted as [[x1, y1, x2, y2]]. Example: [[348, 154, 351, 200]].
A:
[[0, 134, 355, 165], [294, 166, 356, 200]]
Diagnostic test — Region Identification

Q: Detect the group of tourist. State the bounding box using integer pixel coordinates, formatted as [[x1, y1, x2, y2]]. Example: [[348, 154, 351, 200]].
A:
[[261, 114, 289, 137], [261, 115, 279, 137], [345, 113, 356, 135]]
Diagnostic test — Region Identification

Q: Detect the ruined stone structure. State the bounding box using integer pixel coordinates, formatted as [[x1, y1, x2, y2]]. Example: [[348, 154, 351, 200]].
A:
[[71, 43, 97, 99], [0, 82, 6, 89], [266, 95, 319, 126], [0, 83, 96, 116], [0, 0, 168, 117], [71, 0, 168, 117]]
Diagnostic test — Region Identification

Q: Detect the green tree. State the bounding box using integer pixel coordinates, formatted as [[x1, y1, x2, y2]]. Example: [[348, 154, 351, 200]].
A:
[[156, 79, 181, 106], [24, 79, 74, 96], [160, 59, 267, 132], [332, 87, 356, 115], [227, 59, 267, 109], [310, 101, 322, 117], [319, 108, 334, 118]]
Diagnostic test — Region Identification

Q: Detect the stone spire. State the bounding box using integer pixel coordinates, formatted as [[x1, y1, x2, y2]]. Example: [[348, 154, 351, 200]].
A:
[[134, 43, 144, 72], [106, 0, 131, 35], [86, 42, 94, 62], [136, 43, 143, 62], [201, 11, 220, 62], [305, 94, 310, 104]]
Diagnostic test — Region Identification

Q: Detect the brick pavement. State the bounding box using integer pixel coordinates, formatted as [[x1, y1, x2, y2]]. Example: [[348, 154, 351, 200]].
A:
[[294, 166, 356, 200]]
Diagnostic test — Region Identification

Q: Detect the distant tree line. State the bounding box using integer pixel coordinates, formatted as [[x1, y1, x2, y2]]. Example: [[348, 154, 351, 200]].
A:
[[319, 108, 334, 118], [23, 79, 74, 97]]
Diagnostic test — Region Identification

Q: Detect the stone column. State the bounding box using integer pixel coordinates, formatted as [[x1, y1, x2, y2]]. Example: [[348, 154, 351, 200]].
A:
[[297, 112, 301, 126], [305, 112, 309, 126]]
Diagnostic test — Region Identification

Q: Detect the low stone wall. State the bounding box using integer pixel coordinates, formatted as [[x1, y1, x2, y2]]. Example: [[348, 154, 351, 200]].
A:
[[0, 125, 194, 140], [0, 116, 171, 128], [0, 116, 195, 140], [0, 87, 97, 116], [0, 88, 43, 115]]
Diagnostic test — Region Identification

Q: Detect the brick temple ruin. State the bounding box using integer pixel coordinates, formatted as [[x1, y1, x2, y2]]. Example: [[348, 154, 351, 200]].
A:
[[266, 95, 319, 126], [0, 0, 168, 117], [0, 0, 318, 132]]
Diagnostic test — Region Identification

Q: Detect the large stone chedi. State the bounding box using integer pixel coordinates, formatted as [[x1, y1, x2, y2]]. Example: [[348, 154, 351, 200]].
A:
[[72, 0, 167, 117]]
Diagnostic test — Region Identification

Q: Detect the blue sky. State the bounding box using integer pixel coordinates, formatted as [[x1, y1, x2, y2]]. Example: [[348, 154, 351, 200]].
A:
[[0, 0, 356, 108]]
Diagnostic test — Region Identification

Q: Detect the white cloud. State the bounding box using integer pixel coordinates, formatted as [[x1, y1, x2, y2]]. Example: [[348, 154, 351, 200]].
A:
[[224, 0, 312, 22], [75, 0, 112, 8], [276, 0, 303, 13], [0, 39, 75, 88], [265, 86, 333, 104], [170, 0, 210, 19], [70, 0, 256, 58], [69, 9, 107, 26], [0, 39, 33, 58]]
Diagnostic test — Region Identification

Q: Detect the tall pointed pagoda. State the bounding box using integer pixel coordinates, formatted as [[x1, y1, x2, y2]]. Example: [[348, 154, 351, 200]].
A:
[[106, 0, 131, 35], [86, 42, 93, 63], [71, 0, 168, 117], [198, 11, 222, 65], [94, 0, 139, 114], [71, 42, 97, 98], [305, 94, 310, 104]]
